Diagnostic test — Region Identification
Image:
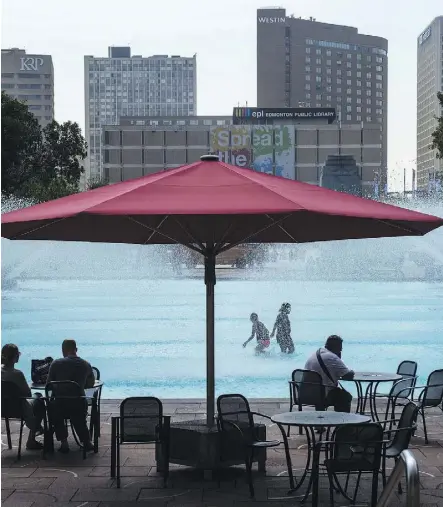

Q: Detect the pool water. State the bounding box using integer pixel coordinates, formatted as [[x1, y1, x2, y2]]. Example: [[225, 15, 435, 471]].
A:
[[2, 277, 442, 399]]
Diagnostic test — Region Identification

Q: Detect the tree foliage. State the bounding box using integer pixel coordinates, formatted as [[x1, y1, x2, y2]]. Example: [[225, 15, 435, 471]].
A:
[[431, 91, 443, 160], [1, 92, 87, 203]]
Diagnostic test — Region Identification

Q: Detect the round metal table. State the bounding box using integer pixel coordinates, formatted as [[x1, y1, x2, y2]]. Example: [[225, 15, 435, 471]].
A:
[[30, 380, 103, 393], [342, 372, 402, 419], [271, 411, 370, 505]]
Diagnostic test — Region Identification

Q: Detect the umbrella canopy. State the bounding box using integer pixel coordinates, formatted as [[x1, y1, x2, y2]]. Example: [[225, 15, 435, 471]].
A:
[[3, 155, 443, 425]]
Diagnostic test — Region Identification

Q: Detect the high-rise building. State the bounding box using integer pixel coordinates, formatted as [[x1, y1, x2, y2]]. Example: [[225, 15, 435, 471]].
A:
[[256, 7, 388, 186], [1, 48, 54, 127], [416, 16, 443, 189], [84, 46, 197, 181]]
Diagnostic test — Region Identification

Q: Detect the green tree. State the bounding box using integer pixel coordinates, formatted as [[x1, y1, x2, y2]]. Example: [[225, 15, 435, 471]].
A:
[[431, 91, 443, 160], [1, 93, 87, 202], [1, 91, 42, 196], [85, 176, 109, 190]]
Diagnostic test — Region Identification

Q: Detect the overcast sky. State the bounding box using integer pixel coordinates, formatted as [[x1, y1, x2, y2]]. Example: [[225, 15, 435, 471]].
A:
[[2, 0, 442, 190]]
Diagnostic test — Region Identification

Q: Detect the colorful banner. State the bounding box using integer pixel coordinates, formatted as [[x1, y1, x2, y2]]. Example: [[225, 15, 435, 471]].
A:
[[210, 126, 252, 168], [210, 125, 296, 180]]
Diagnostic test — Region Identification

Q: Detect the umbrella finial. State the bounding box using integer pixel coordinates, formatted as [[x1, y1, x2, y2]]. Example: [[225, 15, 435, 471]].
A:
[[200, 153, 219, 162]]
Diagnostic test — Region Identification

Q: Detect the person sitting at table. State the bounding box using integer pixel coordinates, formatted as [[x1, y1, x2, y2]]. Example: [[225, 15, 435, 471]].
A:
[[304, 335, 354, 413], [46, 339, 95, 453], [1, 343, 45, 450]]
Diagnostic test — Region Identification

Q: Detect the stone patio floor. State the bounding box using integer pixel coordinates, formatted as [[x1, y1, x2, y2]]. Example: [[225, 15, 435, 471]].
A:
[[2, 399, 442, 506]]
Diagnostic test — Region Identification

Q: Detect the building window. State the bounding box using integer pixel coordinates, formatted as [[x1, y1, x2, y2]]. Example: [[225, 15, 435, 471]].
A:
[[356, 106, 361, 112], [357, 98, 362, 103], [316, 49, 321, 55], [357, 115, 361, 121], [316, 67, 321, 73], [376, 57, 383, 63], [316, 102, 321, 107], [357, 64, 361, 69], [326, 78, 332, 84], [376, 108, 382, 115], [376, 91, 383, 98], [376, 66, 382, 72], [305, 102, 311, 106], [366, 73, 372, 79], [347, 70, 352, 77], [357, 80, 361, 87], [366, 116, 372, 122], [347, 62, 352, 68], [376, 100, 382, 106], [347, 88, 352, 94], [337, 60, 342, 66], [326, 50, 331, 56], [326, 85, 332, 92], [316, 58, 321, 64], [306, 93, 311, 99], [316, 94, 322, 100], [306, 48, 311, 54], [316, 76, 321, 82], [326, 59, 331, 66], [347, 105, 352, 112], [366, 90, 372, 96], [366, 56, 372, 62], [337, 87, 342, 93], [366, 107, 371, 113], [305, 56, 311, 63], [376, 74, 382, 80], [376, 83, 382, 89], [347, 114, 352, 121], [306, 39, 314, 45], [347, 97, 352, 103], [305, 84, 311, 90], [347, 79, 352, 85], [357, 54, 362, 60], [337, 78, 341, 84], [337, 69, 342, 76], [366, 81, 371, 88], [306, 75, 311, 81], [326, 68, 332, 74], [305, 66, 311, 72], [337, 96, 342, 102], [347, 53, 352, 60], [366, 98, 372, 105], [326, 95, 331, 101]]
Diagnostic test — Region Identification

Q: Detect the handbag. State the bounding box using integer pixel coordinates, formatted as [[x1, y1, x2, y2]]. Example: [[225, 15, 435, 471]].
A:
[[31, 357, 53, 384]]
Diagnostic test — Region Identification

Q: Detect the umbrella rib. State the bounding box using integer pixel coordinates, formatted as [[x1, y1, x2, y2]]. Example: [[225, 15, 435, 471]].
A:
[[214, 224, 234, 255], [375, 219, 423, 235], [217, 213, 293, 254], [9, 217, 68, 240], [265, 214, 299, 242], [173, 218, 206, 251], [143, 216, 169, 244], [125, 216, 204, 254]]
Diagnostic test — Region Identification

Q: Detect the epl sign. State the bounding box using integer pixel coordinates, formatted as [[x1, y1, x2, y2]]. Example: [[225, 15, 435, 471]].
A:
[[20, 57, 44, 71]]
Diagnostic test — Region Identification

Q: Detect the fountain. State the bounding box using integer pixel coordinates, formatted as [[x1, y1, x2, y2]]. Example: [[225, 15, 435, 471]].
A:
[[1, 196, 443, 401]]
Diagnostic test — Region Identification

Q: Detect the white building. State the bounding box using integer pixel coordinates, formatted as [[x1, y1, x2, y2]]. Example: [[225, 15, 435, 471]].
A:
[[417, 16, 443, 189], [1, 48, 54, 127], [84, 46, 197, 181]]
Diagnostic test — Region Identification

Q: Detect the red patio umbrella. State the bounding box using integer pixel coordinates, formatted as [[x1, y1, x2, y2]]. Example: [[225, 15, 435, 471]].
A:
[[2, 154, 443, 425]]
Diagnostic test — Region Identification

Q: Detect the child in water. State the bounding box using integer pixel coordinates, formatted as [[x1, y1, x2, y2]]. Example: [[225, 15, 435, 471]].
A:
[[243, 313, 270, 355], [270, 302, 295, 354]]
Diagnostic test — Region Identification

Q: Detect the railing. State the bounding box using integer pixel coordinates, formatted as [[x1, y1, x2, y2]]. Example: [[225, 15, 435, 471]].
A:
[[376, 450, 420, 507]]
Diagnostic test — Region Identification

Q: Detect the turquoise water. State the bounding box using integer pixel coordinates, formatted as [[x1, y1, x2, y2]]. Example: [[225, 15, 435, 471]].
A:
[[2, 277, 443, 398]]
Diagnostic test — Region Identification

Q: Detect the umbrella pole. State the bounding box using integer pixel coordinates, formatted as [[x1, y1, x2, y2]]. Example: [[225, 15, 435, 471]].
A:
[[204, 247, 216, 427]]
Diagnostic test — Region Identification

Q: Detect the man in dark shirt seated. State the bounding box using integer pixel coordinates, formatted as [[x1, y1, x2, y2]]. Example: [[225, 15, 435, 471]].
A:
[[46, 339, 95, 453]]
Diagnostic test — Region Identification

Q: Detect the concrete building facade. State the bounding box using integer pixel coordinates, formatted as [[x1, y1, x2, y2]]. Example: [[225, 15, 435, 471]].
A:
[[1, 48, 54, 127], [84, 46, 197, 181], [416, 16, 443, 189], [102, 116, 382, 196], [256, 7, 388, 184]]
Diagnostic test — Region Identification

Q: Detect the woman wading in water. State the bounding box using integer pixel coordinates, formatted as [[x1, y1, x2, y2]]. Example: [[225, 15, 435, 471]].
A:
[[270, 303, 295, 354]]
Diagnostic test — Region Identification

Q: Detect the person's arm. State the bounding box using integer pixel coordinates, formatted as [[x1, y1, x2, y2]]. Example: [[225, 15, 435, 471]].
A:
[[341, 370, 355, 380], [46, 361, 56, 386], [331, 356, 354, 380], [243, 325, 256, 347], [16, 371, 32, 397], [84, 363, 95, 389], [270, 316, 279, 338]]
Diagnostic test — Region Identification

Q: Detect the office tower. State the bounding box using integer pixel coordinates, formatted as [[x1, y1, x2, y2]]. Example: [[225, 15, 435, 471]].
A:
[[1, 48, 54, 127], [257, 7, 388, 185], [84, 46, 197, 180], [417, 16, 443, 189]]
